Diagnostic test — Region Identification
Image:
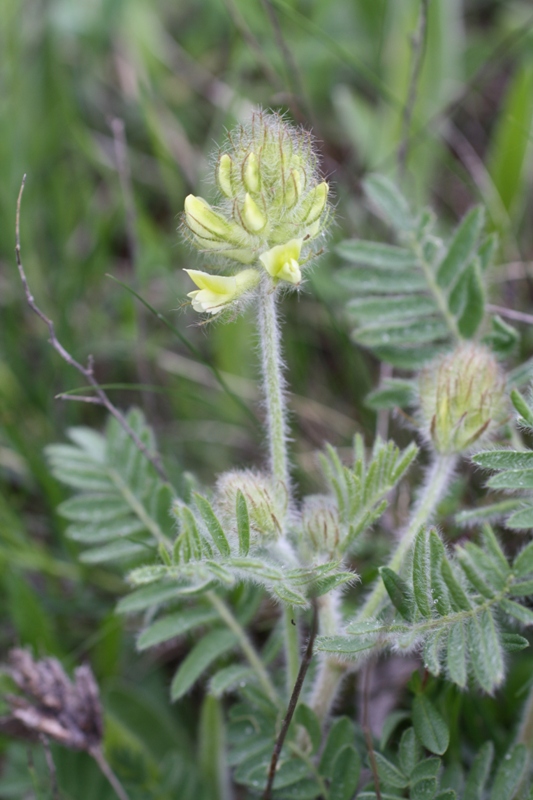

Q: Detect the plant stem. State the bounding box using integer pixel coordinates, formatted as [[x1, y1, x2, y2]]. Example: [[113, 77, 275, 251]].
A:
[[359, 452, 457, 621], [207, 591, 280, 708], [257, 282, 290, 491], [310, 452, 457, 722], [516, 680, 533, 794], [309, 591, 347, 722], [283, 607, 301, 698]]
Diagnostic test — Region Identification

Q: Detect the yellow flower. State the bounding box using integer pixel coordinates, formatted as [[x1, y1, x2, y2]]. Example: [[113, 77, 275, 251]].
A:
[[184, 268, 259, 315], [258, 239, 303, 285]]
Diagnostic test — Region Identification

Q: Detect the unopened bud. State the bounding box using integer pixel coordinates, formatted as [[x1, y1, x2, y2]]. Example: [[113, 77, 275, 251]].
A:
[[217, 154, 234, 197], [302, 495, 341, 556], [418, 343, 506, 454], [284, 168, 303, 209], [300, 182, 329, 225], [216, 470, 286, 540], [243, 152, 261, 194], [241, 193, 266, 233]]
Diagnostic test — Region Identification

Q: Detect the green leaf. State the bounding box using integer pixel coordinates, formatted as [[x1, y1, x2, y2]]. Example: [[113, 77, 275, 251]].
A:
[[194, 493, 231, 557], [58, 493, 130, 522], [507, 506, 533, 530], [294, 704, 321, 755], [447, 622, 467, 688], [480, 525, 510, 575], [137, 607, 218, 650], [423, 629, 445, 676], [501, 632, 529, 652], [336, 240, 417, 268], [436, 206, 485, 289], [339, 266, 427, 294], [319, 717, 355, 779], [412, 695, 449, 756], [380, 568, 414, 621], [473, 451, 533, 470], [411, 778, 438, 800], [236, 491, 250, 556], [373, 752, 409, 789], [80, 540, 147, 563], [347, 295, 437, 321], [483, 315, 519, 356], [411, 757, 441, 782], [354, 318, 449, 348], [488, 470, 533, 490], [500, 598, 533, 625], [329, 745, 361, 800], [398, 727, 422, 778], [456, 261, 485, 338], [413, 528, 432, 619], [363, 174, 412, 231], [365, 380, 415, 410], [463, 741, 494, 800], [511, 388, 533, 427], [316, 635, 379, 656], [488, 744, 527, 800], [272, 780, 321, 799], [455, 500, 522, 527], [209, 665, 255, 697], [171, 629, 237, 700], [467, 611, 504, 692], [514, 541, 533, 577], [117, 582, 186, 613]]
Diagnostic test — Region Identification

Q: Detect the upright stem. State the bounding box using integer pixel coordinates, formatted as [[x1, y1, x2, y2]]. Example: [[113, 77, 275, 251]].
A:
[[257, 282, 290, 490], [283, 607, 301, 698], [310, 452, 457, 722], [359, 453, 458, 621]]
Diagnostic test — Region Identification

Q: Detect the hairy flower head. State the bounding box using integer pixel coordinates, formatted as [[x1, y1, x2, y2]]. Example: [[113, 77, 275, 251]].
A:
[[215, 469, 287, 541], [418, 343, 507, 455], [182, 110, 330, 313]]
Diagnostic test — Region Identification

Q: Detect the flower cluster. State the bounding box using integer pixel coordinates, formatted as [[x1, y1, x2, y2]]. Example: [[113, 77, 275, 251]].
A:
[[182, 110, 330, 315], [418, 342, 507, 454]]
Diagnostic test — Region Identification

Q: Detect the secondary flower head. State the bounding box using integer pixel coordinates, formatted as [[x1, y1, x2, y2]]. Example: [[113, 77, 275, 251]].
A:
[[215, 469, 287, 541], [182, 109, 330, 313], [418, 343, 507, 455]]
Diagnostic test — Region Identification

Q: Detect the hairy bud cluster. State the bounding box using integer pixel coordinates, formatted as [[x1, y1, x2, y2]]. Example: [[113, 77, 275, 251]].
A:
[[215, 469, 287, 540], [182, 110, 330, 315], [418, 343, 506, 454], [301, 495, 341, 557]]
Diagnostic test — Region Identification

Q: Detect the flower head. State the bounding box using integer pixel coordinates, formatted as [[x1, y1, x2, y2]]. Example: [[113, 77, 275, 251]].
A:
[[418, 343, 507, 454], [215, 469, 287, 541], [182, 110, 330, 312]]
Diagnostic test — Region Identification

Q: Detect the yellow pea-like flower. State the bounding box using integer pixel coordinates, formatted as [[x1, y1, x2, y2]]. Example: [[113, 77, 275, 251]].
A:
[[184, 268, 260, 315], [259, 239, 303, 285]]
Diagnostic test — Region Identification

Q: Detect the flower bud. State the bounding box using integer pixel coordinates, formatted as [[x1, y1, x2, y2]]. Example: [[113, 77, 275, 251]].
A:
[[259, 239, 303, 285], [184, 194, 240, 244], [216, 469, 286, 540], [241, 193, 266, 233], [243, 152, 261, 194], [302, 495, 341, 556], [184, 268, 260, 315], [418, 343, 506, 454], [284, 168, 303, 209], [217, 154, 234, 198], [300, 182, 329, 224]]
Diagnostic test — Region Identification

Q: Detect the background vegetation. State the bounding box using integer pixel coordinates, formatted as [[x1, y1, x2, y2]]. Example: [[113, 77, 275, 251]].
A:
[[2, 0, 533, 796]]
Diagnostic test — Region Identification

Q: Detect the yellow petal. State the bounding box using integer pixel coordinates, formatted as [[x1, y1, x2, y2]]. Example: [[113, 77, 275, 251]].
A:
[[258, 239, 303, 284]]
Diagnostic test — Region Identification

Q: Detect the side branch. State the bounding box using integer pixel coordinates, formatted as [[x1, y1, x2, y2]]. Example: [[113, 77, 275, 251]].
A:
[[14, 175, 168, 483]]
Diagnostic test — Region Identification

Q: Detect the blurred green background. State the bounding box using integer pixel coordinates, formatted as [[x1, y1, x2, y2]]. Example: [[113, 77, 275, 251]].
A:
[[2, 0, 533, 796]]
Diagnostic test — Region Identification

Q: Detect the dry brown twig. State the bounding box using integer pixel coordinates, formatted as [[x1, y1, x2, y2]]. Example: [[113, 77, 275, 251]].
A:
[[14, 174, 169, 483], [262, 601, 318, 800], [0, 649, 130, 800]]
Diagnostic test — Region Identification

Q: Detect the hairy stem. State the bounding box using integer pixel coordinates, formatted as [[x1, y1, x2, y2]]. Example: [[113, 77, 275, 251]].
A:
[[257, 282, 290, 491], [310, 452, 457, 722], [309, 591, 347, 721], [207, 591, 280, 708], [359, 452, 457, 621], [283, 607, 301, 699]]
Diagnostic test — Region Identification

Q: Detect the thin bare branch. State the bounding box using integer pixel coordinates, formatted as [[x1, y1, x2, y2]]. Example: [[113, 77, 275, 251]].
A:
[[398, 0, 430, 175], [262, 601, 318, 800], [14, 176, 169, 484], [39, 735, 60, 800], [91, 746, 131, 800], [487, 304, 533, 326]]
